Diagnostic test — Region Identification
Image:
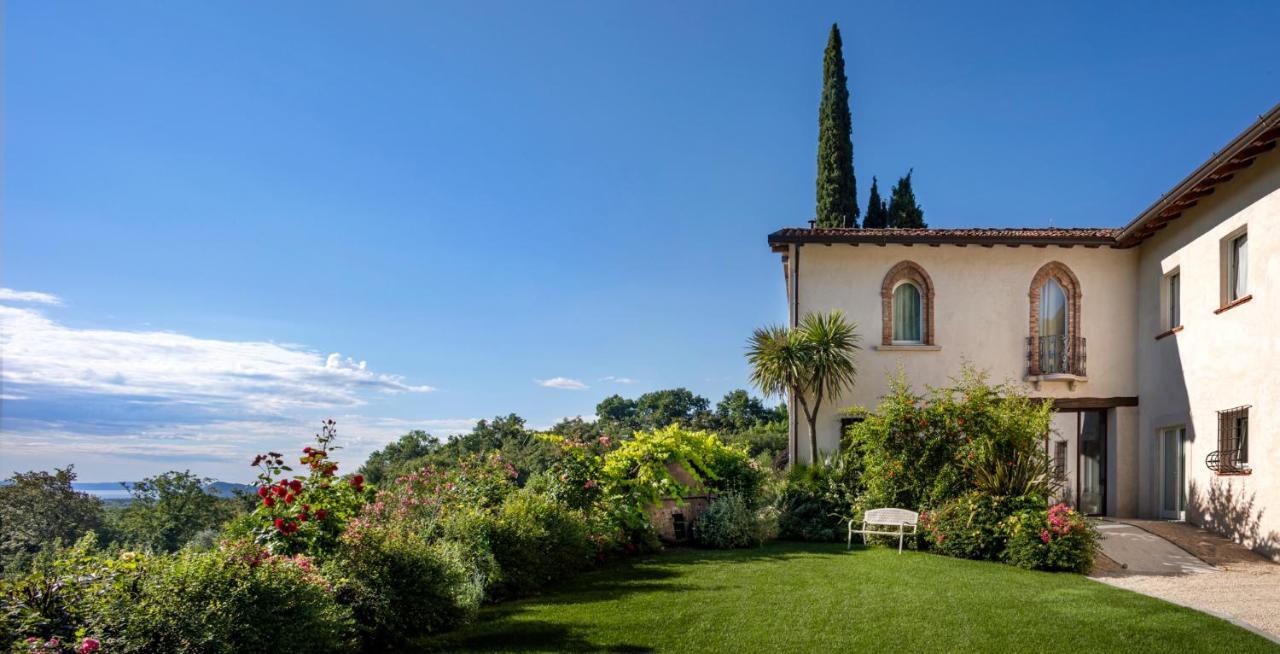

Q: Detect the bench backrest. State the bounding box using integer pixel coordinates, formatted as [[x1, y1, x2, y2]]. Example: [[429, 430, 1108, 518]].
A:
[[863, 508, 919, 526]]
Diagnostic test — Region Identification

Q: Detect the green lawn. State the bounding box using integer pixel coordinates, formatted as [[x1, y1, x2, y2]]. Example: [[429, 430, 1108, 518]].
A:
[[419, 542, 1278, 653]]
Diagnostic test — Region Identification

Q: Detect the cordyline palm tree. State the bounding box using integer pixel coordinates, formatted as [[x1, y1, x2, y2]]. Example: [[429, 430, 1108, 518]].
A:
[[746, 311, 860, 466]]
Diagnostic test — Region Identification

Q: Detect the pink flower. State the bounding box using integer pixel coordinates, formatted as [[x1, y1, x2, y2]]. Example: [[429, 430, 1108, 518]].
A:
[[78, 638, 101, 654], [583, 479, 598, 490], [1040, 529, 1051, 544]]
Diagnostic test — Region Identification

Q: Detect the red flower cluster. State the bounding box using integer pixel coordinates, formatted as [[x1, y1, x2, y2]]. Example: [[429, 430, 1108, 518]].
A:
[[351, 474, 364, 492], [258, 478, 306, 508], [302, 446, 339, 477]]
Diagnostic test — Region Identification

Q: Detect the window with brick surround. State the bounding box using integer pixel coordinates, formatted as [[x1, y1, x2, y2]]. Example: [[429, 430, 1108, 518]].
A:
[[1027, 262, 1083, 376], [879, 261, 935, 346]]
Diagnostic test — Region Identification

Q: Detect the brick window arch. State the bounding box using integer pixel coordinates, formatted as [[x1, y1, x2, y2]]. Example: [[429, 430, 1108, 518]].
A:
[[880, 261, 935, 346], [1028, 262, 1082, 375]]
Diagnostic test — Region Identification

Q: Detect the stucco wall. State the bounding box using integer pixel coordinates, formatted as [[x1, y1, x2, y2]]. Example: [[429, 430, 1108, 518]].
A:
[[790, 241, 1139, 463], [1134, 155, 1280, 559]]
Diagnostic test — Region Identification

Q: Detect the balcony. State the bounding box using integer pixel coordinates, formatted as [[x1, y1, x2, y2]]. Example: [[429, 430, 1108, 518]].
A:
[[1025, 335, 1086, 389]]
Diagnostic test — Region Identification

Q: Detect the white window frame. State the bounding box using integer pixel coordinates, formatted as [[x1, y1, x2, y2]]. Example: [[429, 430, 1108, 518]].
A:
[[1161, 267, 1181, 331], [1219, 225, 1249, 306], [890, 280, 924, 345]]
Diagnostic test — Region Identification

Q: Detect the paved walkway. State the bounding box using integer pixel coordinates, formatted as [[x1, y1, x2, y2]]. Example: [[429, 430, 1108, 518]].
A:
[[1091, 519, 1280, 644]]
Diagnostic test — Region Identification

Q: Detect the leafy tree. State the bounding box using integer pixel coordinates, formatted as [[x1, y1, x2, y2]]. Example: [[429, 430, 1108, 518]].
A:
[[634, 388, 712, 430], [887, 169, 926, 228], [546, 416, 603, 441], [863, 176, 888, 228], [0, 466, 106, 570], [595, 395, 637, 428], [469, 414, 530, 452], [360, 430, 441, 487], [747, 311, 862, 465], [115, 471, 236, 552], [713, 389, 774, 433], [816, 23, 858, 228]]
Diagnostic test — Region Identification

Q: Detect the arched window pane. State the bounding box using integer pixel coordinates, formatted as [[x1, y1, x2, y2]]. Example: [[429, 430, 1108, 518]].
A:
[[1040, 278, 1067, 337], [893, 283, 922, 342]]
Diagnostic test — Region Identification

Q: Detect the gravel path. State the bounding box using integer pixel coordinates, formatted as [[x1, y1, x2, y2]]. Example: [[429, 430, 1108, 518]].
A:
[[1091, 519, 1280, 644]]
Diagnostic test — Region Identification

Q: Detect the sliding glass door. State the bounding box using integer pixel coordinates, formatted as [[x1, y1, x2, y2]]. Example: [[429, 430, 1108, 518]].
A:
[[1078, 411, 1106, 516], [1160, 427, 1187, 520]]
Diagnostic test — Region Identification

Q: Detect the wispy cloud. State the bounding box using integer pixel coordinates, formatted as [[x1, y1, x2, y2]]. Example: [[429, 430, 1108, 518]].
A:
[[0, 288, 63, 305], [0, 294, 443, 479], [0, 303, 433, 413], [600, 375, 636, 384], [535, 377, 588, 390]]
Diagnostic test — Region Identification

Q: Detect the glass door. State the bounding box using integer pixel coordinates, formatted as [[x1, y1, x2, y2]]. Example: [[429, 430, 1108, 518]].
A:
[[1078, 411, 1106, 515], [1160, 427, 1187, 519]]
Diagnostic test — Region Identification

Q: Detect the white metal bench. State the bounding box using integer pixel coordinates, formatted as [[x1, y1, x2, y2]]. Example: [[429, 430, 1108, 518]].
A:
[[848, 508, 919, 553]]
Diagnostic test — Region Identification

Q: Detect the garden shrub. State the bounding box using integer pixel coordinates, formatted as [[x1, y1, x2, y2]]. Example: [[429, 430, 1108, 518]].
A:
[[601, 425, 762, 531], [919, 492, 1041, 561], [773, 465, 844, 542], [1003, 503, 1098, 573], [332, 524, 476, 650], [246, 420, 372, 557], [692, 493, 776, 549], [487, 489, 593, 600], [847, 368, 1053, 517], [1, 535, 355, 654]]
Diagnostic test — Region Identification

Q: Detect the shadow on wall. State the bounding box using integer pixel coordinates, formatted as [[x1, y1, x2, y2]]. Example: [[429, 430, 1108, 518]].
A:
[[1188, 478, 1280, 560]]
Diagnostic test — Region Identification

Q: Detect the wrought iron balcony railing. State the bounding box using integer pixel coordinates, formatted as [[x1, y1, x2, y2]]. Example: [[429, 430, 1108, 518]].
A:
[[1026, 335, 1086, 376], [1206, 449, 1248, 474]]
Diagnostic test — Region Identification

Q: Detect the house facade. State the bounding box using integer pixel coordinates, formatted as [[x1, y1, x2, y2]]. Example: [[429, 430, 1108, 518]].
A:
[[768, 104, 1280, 559]]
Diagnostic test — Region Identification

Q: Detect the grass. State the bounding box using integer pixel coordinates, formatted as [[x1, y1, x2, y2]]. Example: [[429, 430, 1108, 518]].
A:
[[419, 542, 1279, 653]]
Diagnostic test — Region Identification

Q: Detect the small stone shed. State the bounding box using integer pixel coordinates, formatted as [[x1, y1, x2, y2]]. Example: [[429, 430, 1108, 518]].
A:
[[647, 460, 714, 543]]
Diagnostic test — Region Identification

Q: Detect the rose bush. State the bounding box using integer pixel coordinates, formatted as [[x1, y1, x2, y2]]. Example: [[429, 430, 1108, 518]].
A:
[[246, 420, 371, 557], [1002, 503, 1098, 572]]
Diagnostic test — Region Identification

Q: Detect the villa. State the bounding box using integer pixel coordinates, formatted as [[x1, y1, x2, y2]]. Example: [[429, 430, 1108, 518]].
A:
[[769, 103, 1280, 559]]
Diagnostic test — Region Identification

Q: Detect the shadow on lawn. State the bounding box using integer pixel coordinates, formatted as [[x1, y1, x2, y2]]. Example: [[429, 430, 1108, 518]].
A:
[[419, 543, 856, 652]]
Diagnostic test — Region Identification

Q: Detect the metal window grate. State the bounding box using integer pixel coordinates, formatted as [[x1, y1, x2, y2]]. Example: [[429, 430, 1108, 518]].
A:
[[1207, 406, 1251, 474]]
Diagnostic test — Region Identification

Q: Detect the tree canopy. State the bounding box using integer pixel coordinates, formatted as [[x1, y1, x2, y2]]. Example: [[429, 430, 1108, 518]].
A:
[[815, 23, 858, 228]]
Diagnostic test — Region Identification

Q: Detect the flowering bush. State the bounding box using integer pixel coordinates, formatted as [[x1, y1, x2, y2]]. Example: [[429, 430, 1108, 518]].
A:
[[1, 534, 354, 654], [1002, 503, 1098, 572], [846, 368, 1053, 516], [919, 492, 1042, 560], [247, 420, 371, 557]]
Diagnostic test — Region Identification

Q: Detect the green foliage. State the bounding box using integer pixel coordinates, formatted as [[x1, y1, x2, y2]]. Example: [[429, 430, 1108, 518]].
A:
[[863, 176, 888, 228], [747, 311, 861, 465], [713, 389, 782, 433], [886, 169, 926, 228], [600, 425, 759, 529], [596, 389, 713, 435], [113, 471, 238, 553], [246, 421, 371, 557], [1003, 503, 1099, 573], [359, 430, 440, 487], [816, 23, 857, 228], [772, 464, 845, 542], [332, 524, 476, 650], [692, 493, 777, 549], [968, 437, 1053, 498], [1, 535, 354, 654], [919, 492, 1042, 560], [487, 490, 593, 600], [847, 367, 1052, 514], [0, 467, 106, 573]]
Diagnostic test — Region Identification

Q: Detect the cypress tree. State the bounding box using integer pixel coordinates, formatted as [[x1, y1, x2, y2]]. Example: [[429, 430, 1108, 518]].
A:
[[887, 170, 926, 228], [863, 176, 888, 228], [815, 23, 858, 228]]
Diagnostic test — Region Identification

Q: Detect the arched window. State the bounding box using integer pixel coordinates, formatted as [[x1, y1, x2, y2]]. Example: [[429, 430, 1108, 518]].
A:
[[892, 282, 923, 343], [1029, 262, 1082, 376], [880, 261, 934, 346]]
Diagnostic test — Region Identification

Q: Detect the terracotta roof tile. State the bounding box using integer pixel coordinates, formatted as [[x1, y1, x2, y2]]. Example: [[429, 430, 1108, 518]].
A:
[[768, 227, 1122, 247]]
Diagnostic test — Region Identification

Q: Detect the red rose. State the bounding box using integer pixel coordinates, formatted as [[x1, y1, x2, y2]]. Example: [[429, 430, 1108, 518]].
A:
[[275, 518, 286, 530], [263, 496, 275, 507], [288, 479, 303, 492], [298, 512, 309, 522], [257, 487, 269, 498], [315, 509, 327, 520], [284, 493, 295, 504]]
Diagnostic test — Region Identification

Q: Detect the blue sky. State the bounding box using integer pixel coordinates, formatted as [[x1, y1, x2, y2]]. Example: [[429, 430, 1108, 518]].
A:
[[4, 2, 1277, 481]]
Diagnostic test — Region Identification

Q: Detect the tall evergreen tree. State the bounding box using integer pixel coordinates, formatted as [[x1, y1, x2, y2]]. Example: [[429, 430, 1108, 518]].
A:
[[815, 23, 858, 228], [863, 176, 888, 228], [887, 170, 926, 228]]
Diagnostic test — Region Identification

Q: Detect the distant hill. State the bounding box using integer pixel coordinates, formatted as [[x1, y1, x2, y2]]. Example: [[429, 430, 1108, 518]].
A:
[[67, 481, 254, 501]]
